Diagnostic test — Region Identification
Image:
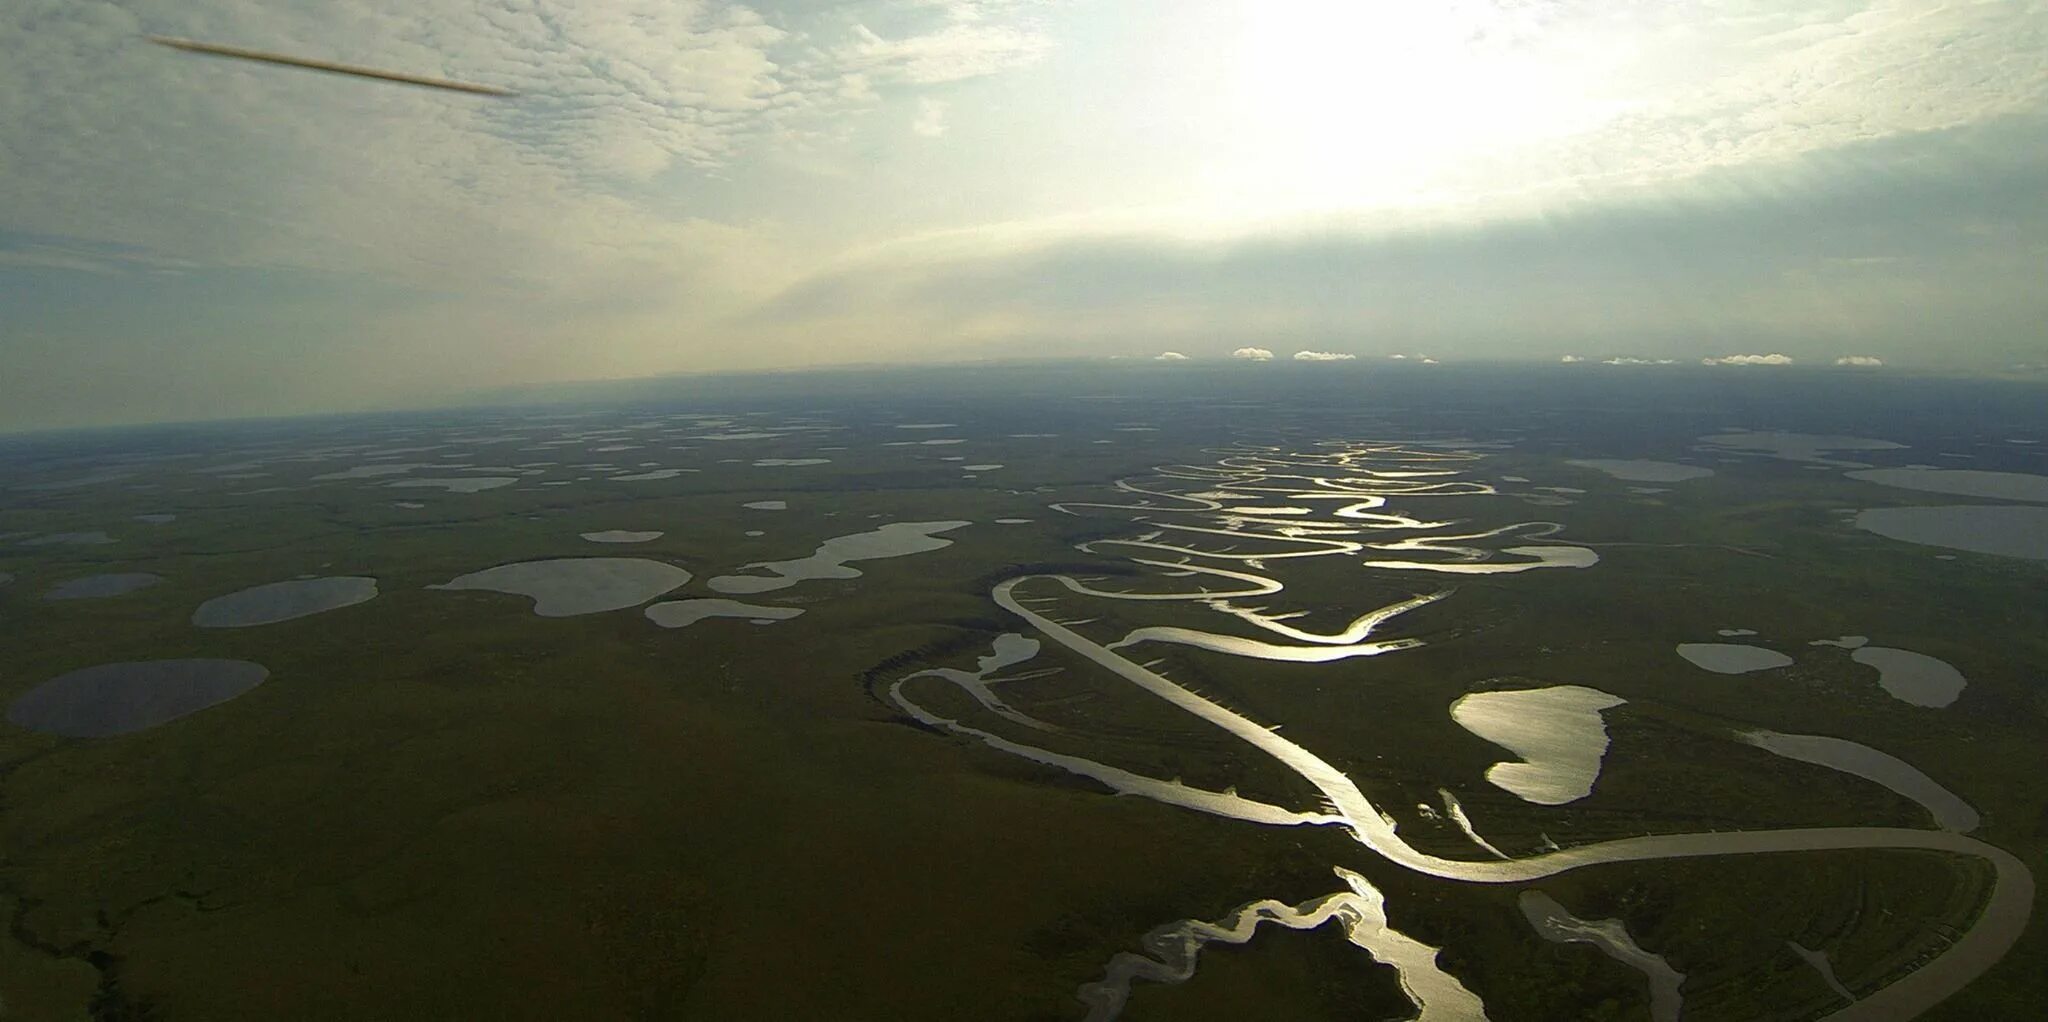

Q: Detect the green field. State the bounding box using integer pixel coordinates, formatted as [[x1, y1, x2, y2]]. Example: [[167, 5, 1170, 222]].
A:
[[2, 365, 2043, 1020]]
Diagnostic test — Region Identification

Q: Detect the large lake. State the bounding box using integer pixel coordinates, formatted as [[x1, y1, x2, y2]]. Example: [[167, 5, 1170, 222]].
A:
[[1846, 467, 2048, 502], [1855, 505, 2048, 561]]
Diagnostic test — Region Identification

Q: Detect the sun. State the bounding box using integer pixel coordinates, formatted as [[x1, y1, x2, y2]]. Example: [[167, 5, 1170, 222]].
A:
[[1188, 1, 1633, 220]]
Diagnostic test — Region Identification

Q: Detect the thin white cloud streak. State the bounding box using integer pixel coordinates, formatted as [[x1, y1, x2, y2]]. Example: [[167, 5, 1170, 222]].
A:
[[836, 19, 1049, 85], [1835, 355, 1885, 366], [1292, 350, 1355, 361], [1702, 353, 1796, 365], [1154, 350, 1188, 360], [1231, 347, 1274, 361]]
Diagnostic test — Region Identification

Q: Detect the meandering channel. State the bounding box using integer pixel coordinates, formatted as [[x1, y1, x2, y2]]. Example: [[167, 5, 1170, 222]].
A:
[[889, 441, 2033, 1020]]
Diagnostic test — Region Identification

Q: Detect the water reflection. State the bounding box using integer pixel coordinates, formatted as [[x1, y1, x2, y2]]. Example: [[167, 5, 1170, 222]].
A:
[[1519, 890, 1684, 1022], [882, 439, 2031, 1020], [1740, 729, 1978, 832], [1079, 867, 1484, 1022], [1450, 687, 1626, 805], [709, 521, 969, 595]]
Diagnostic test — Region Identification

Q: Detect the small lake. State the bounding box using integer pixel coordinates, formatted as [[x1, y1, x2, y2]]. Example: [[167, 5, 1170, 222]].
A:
[[44, 573, 163, 601], [389, 476, 518, 493], [313, 463, 435, 480], [7, 659, 270, 737], [1676, 643, 1793, 674], [1852, 646, 1966, 708], [1450, 686, 1626, 805], [709, 521, 971, 595], [431, 558, 691, 616], [193, 577, 379, 627], [644, 599, 803, 629], [21, 531, 116, 546], [1698, 431, 1903, 465], [581, 530, 663, 543], [1566, 459, 1713, 482]]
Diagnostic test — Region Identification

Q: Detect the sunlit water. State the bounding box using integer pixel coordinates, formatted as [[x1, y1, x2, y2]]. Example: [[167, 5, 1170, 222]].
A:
[[882, 439, 2031, 1021], [1450, 686, 1626, 805], [709, 521, 970, 595]]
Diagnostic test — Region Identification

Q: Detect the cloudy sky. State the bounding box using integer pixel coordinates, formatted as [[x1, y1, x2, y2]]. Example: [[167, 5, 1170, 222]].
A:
[[3, 1, 2045, 429]]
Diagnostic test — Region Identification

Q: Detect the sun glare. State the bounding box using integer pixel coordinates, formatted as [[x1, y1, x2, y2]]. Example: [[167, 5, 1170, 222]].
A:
[[1195, 1, 1634, 220]]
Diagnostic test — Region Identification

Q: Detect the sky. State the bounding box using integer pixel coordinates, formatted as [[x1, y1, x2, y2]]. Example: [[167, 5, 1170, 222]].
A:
[[2, 0, 2045, 430]]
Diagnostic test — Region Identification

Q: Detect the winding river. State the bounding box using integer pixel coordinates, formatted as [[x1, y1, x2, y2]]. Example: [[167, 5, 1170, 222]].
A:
[[888, 441, 2033, 1020]]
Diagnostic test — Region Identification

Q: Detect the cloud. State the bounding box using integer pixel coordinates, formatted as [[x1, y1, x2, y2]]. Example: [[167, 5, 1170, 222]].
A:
[[0, 0, 1052, 287], [1560, 354, 1583, 363], [1292, 350, 1355, 361], [1834, 355, 1885, 366], [912, 98, 948, 137], [1231, 347, 1275, 361], [1388, 353, 1408, 360], [1602, 357, 1678, 365], [1487, 1, 2048, 204], [7, 1, 2048, 431], [1703, 353, 1795, 366], [1154, 350, 1188, 361], [749, 120, 2048, 376], [835, 18, 1049, 85]]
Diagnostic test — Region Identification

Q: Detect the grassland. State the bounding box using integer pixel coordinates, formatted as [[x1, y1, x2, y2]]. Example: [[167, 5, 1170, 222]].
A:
[[0, 364, 2043, 1020]]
